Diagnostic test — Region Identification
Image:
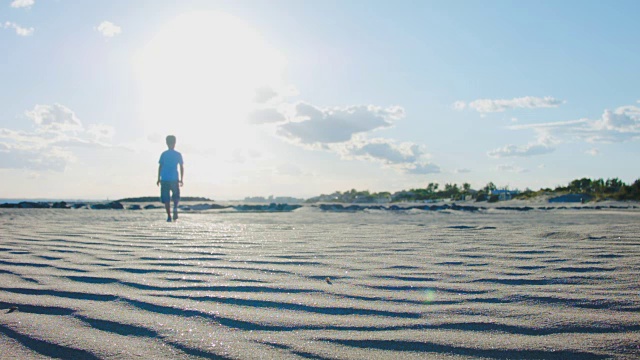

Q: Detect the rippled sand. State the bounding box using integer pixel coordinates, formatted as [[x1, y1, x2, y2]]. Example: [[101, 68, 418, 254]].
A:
[[1, 207, 639, 359]]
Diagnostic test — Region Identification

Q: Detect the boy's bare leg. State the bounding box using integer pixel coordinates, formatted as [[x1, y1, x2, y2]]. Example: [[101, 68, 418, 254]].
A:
[[173, 200, 179, 220], [164, 202, 172, 221]]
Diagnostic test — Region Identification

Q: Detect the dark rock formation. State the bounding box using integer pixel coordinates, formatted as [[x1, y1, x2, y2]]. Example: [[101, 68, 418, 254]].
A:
[[19, 202, 51, 209], [52, 201, 70, 209], [233, 203, 302, 212], [180, 203, 231, 211], [90, 201, 124, 210], [495, 206, 533, 211]]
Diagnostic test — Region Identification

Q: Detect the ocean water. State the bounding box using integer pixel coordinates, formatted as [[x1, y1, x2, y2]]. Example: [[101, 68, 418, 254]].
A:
[[0, 198, 102, 204], [0, 198, 57, 204]]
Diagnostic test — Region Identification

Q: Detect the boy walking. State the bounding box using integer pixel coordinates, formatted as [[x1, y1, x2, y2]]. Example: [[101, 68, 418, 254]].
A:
[[157, 135, 184, 222]]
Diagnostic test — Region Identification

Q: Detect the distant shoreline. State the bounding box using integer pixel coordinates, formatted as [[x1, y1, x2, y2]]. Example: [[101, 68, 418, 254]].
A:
[[1, 199, 638, 213], [0, 196, 211, 204], [2, 177, 638, 205], [116, 196, 212, 202]]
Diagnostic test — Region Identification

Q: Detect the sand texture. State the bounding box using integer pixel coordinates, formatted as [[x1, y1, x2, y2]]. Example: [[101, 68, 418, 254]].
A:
[[1, 207, 639, 359]]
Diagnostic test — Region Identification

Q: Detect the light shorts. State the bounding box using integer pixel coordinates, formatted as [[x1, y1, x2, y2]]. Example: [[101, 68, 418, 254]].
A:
[[160, 181, 180, 203]]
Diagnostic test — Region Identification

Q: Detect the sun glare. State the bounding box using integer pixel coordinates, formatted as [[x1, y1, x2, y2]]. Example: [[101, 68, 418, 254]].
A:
[[134, 11, 285, 152]]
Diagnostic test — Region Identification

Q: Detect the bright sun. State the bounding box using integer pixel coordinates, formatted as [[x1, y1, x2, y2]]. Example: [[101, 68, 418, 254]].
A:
[[134, 11, 285, 151]]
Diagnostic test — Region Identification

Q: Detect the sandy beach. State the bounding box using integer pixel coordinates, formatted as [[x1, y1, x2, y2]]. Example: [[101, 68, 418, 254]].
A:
[[1, 206, 639, 359]]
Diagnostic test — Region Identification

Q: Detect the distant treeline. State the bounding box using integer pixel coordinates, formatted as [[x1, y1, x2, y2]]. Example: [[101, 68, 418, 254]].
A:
[[306, 178, 640, 203], [515, 177, 640, 201], [117, 196, 212, 202], [306, 182, 492, 203], [118, 177, 640, 204]]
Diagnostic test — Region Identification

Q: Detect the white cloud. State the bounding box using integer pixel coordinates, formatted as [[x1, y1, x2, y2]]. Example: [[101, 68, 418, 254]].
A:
[[0, 104, 115, 172], [456, 96, 564, 113], [338, 138, 440, 175], [2, 21, 34, 36], [247, 108, 286, 124], [596, 106, 640, 132], [96, 21, 121, 38], [509, 105, 640, 143], [251, 98, 437, 175], [86, 124, 116, 141], [0, 144, 71, 171], [0, 129, 74, 172], [487, 142, 555, 158], [455, 168, 471, 174], [452, 101, 466, 111], [254, 87, 278, 103], [343, 138, 425, 164], [508, 119, 588, 132], [497, 164, 528, 173], [10, 0, 34, 9], [586, 148, 600, 156], [254, 99, 443, 175], [277, 102, 404, 145], [26, 104, 83, 132], [405, 163, 441, 175]]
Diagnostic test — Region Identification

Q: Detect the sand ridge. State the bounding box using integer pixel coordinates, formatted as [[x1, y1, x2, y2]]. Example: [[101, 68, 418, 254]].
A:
[[0, 208, 639, 359]]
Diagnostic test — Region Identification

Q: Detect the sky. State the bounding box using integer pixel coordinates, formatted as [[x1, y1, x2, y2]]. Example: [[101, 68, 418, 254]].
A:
[[1, 0, 640, 200]]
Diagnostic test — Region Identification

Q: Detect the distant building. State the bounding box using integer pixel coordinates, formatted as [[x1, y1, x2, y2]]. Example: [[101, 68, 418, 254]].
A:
[[463, 189, 478, 201], [548, 194, 592, 203], [490, 189, 520, 201]]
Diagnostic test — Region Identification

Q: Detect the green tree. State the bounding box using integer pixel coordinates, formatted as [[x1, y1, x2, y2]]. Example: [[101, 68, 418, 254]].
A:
[[569, 177, 593, 193], [483, 182, 497, 193], [605, 178, 623, 193]]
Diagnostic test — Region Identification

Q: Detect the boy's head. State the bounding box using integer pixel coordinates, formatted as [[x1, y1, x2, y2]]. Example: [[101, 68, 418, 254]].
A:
[[166, 135, 176, 149]]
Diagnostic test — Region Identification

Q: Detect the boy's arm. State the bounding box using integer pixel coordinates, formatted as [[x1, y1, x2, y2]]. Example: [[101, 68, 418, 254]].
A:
[[179, 163, 184, 186], [157, 164, 162, 186]]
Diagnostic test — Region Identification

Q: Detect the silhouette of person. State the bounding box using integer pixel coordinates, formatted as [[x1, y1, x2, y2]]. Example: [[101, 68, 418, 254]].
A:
[[157, 135, 184, 222]]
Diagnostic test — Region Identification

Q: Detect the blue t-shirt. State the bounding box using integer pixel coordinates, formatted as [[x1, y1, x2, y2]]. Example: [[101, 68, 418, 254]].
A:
[[159, 149, 183, 181]]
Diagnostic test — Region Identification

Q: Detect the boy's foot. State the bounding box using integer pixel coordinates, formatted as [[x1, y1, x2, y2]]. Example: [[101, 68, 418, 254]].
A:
[[173, 207, 178, 220], [166, 216, 172, 222]]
